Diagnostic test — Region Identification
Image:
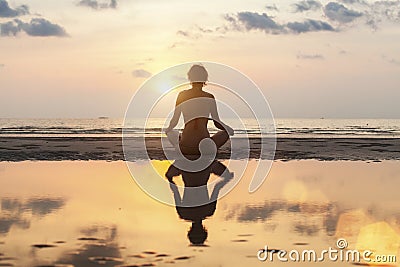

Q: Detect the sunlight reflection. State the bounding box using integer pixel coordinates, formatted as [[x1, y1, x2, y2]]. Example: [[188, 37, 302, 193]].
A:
[[335, 209, 372, 249], [356, 221, 400, 264]]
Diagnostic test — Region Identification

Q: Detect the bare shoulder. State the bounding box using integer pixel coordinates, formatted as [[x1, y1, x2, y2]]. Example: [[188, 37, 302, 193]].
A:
[[203, 90, 215, 98], [178, 89, 190, 96], [178, 89, 214, 102], [176, 90, 190, 103]]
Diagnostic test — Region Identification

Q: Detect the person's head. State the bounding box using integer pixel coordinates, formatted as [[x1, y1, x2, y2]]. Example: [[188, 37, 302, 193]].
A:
[[187, 64, 208, 87], [187, 221, 208, 245]]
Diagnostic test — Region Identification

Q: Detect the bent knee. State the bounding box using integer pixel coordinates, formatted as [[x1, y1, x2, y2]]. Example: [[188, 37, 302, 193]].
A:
[[212, 131, 229, 147]]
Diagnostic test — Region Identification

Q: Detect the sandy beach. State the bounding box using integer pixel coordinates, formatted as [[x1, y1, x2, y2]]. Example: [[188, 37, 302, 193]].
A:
[[0, 137, 399, 162]]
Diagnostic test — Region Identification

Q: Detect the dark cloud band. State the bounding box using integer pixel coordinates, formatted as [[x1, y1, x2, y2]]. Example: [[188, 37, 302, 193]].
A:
[[77, 0, 118, 10], [0, 0, 29, 17], [324, 2, 363, 23], [292, 0, 322, 13], [0, 18, 68, 37], [225, 12, 335, 34]]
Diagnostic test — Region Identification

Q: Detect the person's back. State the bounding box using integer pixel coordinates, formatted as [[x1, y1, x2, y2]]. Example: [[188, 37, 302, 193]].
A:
[[178, 88, 214, 148], [165, 64, 234, 155]]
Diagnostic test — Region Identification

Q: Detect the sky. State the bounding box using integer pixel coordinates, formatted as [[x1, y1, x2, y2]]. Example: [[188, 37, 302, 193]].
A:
[[0, 0, 399, 118]]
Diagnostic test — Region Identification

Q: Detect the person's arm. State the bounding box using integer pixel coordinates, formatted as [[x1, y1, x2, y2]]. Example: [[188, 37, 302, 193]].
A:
[[165, 93, 182, 133], [165, 164, 182, 205], [169, 182, 182, 205], [210, 161, 234, 201], [165, 164, 181, 182], [210, 96, 234, 136]]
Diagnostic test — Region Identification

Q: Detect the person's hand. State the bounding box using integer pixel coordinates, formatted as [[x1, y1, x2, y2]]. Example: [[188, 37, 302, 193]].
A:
[[169, 181, 178, 192], [215, 171, 234, 190], [166, 175, 174, 183], [222, 171, 234, 181], [164, 127, 171, 134]]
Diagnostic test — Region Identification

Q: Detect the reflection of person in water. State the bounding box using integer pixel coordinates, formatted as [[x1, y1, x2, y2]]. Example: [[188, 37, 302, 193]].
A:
[[164, 64, 234, 155], [165, 160, 233, 245]]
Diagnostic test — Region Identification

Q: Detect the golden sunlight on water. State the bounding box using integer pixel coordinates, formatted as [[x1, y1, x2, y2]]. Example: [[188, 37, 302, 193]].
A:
[[356, 222, 400, 265], [0, 160, 399, 266]]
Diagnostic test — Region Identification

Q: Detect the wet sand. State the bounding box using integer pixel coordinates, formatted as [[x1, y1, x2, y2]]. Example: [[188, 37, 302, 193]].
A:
[[0, 160, 399, 266], [0, 137, 400, 161]]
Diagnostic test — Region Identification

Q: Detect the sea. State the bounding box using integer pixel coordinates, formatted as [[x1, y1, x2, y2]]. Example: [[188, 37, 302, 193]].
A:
[[0, 118, 399, 138]]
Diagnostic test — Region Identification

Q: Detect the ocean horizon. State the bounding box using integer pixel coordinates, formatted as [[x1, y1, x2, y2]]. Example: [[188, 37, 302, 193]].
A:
[[1, 118, 399, 138]]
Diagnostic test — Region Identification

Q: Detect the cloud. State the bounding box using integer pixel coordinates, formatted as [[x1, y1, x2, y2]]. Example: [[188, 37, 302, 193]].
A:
[[174, 25, 213, 41], [292, 0, 322, 13], [223, 14, 241, 31], [287, 19, 335, 33], [373, 0, 400, 9], [338, 0, 368, 5], [77, 0, 118, 10], [0, 197, 66, 235], [297, 52, 325, 59], [135, 58, 153, 66], [25, 198, 66, 216], [132, 69, 152, 78], [0, 0, 29, 17], [0, 18, 68, 37], [365, 15, 380, 30], [176, 0, 400, 42], [265, 4, 279, 12], [0, 20, 19, 36], [176, 29, 201, 39], [224, 12, 335, 34], [324, 2, 363, 23], [169, 41, 186, 49], [320, 1, 399, 31], [382, 55, 400, 66], [109, 0, 117, 8], [54, 225, 121, 267], [1, 0, 77, 38], [177, 30, 190, 37], [294, 222, 320, 236], [20, 18, 68, 37], [78, 0, 98, 9], [369, 1, 400, 23], [182, 0, 400, 39], [226, 201, 333, 223], [236, 201, 285, 222], [388, 58, 400, 66], [334, 0, 400, 30], [236, 12, 284, 34], [195, 25, 213, 33]]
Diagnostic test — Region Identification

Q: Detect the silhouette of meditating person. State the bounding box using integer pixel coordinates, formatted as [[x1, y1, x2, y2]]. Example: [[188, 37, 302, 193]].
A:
[[165, 160, 234, 245], [165, 64, 234, 155]]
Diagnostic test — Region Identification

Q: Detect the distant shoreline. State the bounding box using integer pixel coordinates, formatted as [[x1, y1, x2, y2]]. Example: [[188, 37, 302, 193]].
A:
[[1, 118, 400, 139], [0, 137, 399, 162]]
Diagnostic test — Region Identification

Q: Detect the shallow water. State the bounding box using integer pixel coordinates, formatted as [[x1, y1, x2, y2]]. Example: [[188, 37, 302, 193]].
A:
[[0, 160, 399, 266], [1, 118, 400, 138]]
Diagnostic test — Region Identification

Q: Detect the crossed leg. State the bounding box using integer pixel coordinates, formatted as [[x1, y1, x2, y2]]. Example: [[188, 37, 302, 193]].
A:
[[211, 130, 229, 149], [167, 129, 229, 155]]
